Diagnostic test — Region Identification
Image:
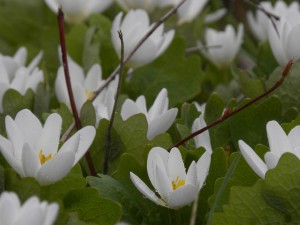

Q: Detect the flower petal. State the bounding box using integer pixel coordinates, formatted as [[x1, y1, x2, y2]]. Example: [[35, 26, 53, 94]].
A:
[[186, 161, 197, 186], [287, 126, 300, 157], [147, 147, 169, 187], [15, 109, 43, 147], [168, 184, 197, 209], [155, 163, 172, 202], [22, 143, 40, 178], [130, 172, 166, 206], [267, 120, 293, 156], [196, 151, 211, 191], [238, 140, 267, 179], [0, 192, 20, 225], [167, 148, 186, 182], [36, 113, 62, 155], [43, 203, 59, 225], [264, 152, 280, 170]]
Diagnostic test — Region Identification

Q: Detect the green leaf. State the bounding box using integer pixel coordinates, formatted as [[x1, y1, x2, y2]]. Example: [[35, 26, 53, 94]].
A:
[[63, 188, 121, 225], [238, 71, 264, 98], [127, 37, 203, 107], [3, 89, 34, 117], [266, 59, 300, 112], [41, 164, 86, 202], [4, 169, 41, 202], [264, 153, 300, 221], [87, 175, 144, 225], [0, 165, 4, 193], [34, 83, 50, 118], [80, 101, 96, 127], [212, 181, 286, 225]]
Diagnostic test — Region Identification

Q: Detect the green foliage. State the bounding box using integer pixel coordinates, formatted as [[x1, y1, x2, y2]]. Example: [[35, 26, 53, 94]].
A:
[[2, 89, 34, 117], [212, 153, 300, 225], [80, 101, 96, 127], [63, 188, 122, 225], [127, 37, 203, 107]]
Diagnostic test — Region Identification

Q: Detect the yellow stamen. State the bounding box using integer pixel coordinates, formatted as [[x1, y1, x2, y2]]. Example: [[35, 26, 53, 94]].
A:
[[85, 89, 94, 100], [172, 177, 185, 190], [39, 150, 53, 165]]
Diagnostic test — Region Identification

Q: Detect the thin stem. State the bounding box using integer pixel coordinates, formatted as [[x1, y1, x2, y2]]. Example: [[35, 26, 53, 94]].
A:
[[91, 0, 187, 101], [172, 60, 293, 149], [189, 194, 200, 225], [244, 0, 280, 37], [206, 154, 241, 225], [103, 30, 125, 174], [57, 8, 96, 176], [61, 0, 187, 146]]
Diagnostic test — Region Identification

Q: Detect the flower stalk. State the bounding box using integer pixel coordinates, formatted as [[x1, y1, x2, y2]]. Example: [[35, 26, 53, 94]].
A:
[[57, 8, 96, 176], [172, 59, 294, 149], [103, 30, 125, 174]]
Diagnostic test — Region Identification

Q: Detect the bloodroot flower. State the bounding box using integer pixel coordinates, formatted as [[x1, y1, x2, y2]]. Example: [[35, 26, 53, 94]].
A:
[[111, 9, 175, 68], [239, 120, 300, 179], [0, 192, 59, 225], [0, 109, 96, 185], [130, 147, 211, 209]]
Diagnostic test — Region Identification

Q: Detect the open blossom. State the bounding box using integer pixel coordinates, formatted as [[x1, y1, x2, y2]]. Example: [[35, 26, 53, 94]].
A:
[[0, 47, 43, 112], [120, 88, 178, 140], [130, 147, 211, 209], [198, 24, 244, 68], [239, 120, 300, 179], [44, 0, 113, 23], [0, 192, 59, 225], [268, 18, 300, 66], [55, 55, 117, 124], [192, 103, 212, 153], [0, 109, 96, 185], [111, 9, 175, 68], [247, 1, 300, 42]]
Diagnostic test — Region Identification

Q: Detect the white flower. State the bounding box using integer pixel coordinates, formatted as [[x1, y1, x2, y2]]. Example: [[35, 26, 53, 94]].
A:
[[111, 9, 175, 68], [120, 88, 178, 140], [177, 0, 208, 25], [239, 120, 300, 179], [192, 103, 212, 153], [268, 18, 300, 66], [198, 24, 244, 68], [55, 55, 117, 123], [0, 192, 59, 225], [0, 47, 43, 112], [44, 0, 113, 23], [117, 0, 160, 12], [0, 109, 96, 185], [247, 1, 300, 42], [130, 147, 211, 209]]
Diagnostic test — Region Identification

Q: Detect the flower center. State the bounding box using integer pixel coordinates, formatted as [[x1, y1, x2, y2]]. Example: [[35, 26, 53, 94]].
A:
[[85, 89, 94, 100], [39, 150, 53, 165], [172, 177, 185, 190]]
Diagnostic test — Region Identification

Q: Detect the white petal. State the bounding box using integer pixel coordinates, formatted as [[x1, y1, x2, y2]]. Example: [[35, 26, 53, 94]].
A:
[[120, 99, 143, 120], [147, 147, 169, 187], [27, 51, 43, 73], [72, 126, 96, 165], [14, 197, 44, 225], [205, 8, 227, 24], [167, 148, 186, 182], [148, 88, 168, 121], [155, 163, 172, 202], [36, 151, 75, 185], [36, 113, 62, 156], [192, 116, 212, 153], [238, 140, 267, 179], [168, 184, 197, 209], [288, 126, 300, 157], [285, 24, 300, 61], [156, 29, 175, 57], [147, 108, 178, 140], [14, 47, 27, 66], [44, 0, 59, 13], [43, 203, 59, 225], [22, 143, 40, 178], [84, 64, 102, 91], [130, 172, 164, 206], [15, 109, 43, 147], [0, 192, 20, 225], [186, 161, 197, 186], [196, 151, 211, 191], [267, 120, 293, 156], [264, 152, 280, 170]]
